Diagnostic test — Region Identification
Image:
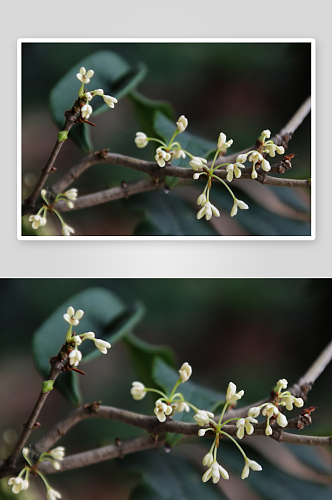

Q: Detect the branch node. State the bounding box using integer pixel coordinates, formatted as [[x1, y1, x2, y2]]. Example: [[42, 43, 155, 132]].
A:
[[83, 401, 101, 413]]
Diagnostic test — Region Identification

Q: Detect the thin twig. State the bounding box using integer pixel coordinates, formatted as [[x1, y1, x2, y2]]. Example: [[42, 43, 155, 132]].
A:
[[23, 109, 78, 209], [224, 339, 332, 421], [34, 415, 332, 476], [213, 95, 311, 167], [5, 357, 63, 469]]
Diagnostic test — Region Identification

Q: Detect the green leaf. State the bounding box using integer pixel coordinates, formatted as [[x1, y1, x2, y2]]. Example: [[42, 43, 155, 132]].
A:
[[82, 300, 145, 363], [123, 450, 227, 500], [32, 287, 144, 405], [123, 333, 176, 390], [221, 443, 332, 500], [129, 90, 174, 140], [127, 191, 219, 236], [49, 51, 147, 153], [153, 112, 217, 190], [211, 184, 311, 236], [152, 358, 224, 446]]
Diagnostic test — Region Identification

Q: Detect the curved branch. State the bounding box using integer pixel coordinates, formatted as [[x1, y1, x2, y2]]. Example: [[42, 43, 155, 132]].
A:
[[23, 109, 78, 209], [213, 96, 311, 166]]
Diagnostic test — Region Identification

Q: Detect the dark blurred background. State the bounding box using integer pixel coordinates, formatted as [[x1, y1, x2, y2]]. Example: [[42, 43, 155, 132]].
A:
[[21, 42, 311, 236], [0, 279, 330, 499]]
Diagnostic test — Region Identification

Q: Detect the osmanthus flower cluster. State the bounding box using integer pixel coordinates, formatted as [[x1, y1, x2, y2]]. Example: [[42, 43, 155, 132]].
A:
[[76, 67, 118, 122], [28, 189, 78, 236], [196, 382, 262, 483], [8, 446, 65, 498], [131, 362, 193, 422], [245, 378, 304, 436], [131, 367, 308, 486], [63, 306, 111, 369], [134, 119, 287, 220], [134, 115, 188, 167]]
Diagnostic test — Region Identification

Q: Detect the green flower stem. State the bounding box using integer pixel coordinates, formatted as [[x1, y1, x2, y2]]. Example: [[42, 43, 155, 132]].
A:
[[220, 430, 247, 460], [211, 162, 230, 174], [144, 388, 168, 399], [217, 402, 229, 426], [181, 149, 193, 158], [167, 129, 179, 149], [169, 377, 182, 400], [170, 141, 181, 149], [212, 174, 236, 200], [78, 82, 84, 98], [146, 137, 167, 148], [185, 401, 200, 413], [65, 325, 73, 342], [219, 417, 241, 428], [171, 392, 184, 401], [36, 470, 50, 489], [209, 150, 220, 172]]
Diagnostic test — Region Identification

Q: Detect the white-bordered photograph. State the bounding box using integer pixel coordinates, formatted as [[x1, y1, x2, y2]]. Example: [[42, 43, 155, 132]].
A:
[[19, 39, 315, 240], [0, 278, 331, 500]]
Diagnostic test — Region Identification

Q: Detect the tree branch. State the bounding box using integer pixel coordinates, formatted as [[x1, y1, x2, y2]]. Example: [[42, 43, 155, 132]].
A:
[[33, 414, 332, 476], [4, 356, 63, 469], [1, 338, 330, 479], [23, 109, 78, 209], [224, 339, 332, 421], [213, 96, 311, 166]]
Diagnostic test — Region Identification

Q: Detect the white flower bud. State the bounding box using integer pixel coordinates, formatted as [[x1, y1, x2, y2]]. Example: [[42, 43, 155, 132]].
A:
[[261, 159, 271, 172], [277, 412, 288, 427], [226, 382, 244, 403], [62, 224, 75, 236], [261, 129, 271, 140], [135, 132, 149, 148], [189, 156, 207, 171], [276, 146, 285, 155], [155, 148, 171, 167], [48, 447, 65, 461], [179, 362, 192, 382], [103, 94, 118, 108], [130, 381, 146, 400], [81, 104, 93, 120], [176, 115, 188, 133], [68, 349, 82, 367], [46, 487, 62, 500], [202, 452, 214, 467], [248, 407, 261, 418], [217, 132, 233, 151], [154, 400, 173, 422], [197, 194, 207, 206], [93, 338, 111, 354]]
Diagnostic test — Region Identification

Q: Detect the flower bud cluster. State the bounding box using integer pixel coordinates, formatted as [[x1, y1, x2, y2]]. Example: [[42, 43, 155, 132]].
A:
[[8, 447, 65, 498], [76, 67, 118, 121], [130, 362, 193, 423], [63, 306, 111, 368], [246, 378, 304, 436], [28, 188, 78, 236]]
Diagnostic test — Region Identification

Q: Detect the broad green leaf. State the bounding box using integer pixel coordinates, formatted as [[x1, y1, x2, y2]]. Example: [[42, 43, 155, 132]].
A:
[[82, 300, 145, 363], [32, 288, 144, 405], [211, 184, 311, 236], [126, 191, 219, 236], [153, 111, 217, 189], [152, 358, 224, 446], [123, 450, 227, 500], [50, 51, 147, 153], [220, 443, 332, 500], [123, 333, 176, 391], [129, 90, 174, 140]]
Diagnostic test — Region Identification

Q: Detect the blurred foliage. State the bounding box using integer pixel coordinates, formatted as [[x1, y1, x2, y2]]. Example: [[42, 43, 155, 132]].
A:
[[22, 42, 311, 236]]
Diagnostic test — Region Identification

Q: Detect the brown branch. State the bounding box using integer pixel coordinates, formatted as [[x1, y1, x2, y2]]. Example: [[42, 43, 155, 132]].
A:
[[4, 357, 63, 469], [224, 339, 332, 421], [27, 414, 332, 476], [23, 108, 78, 211], [213, 96, 311, 166], [38, 435, 161, 474]]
